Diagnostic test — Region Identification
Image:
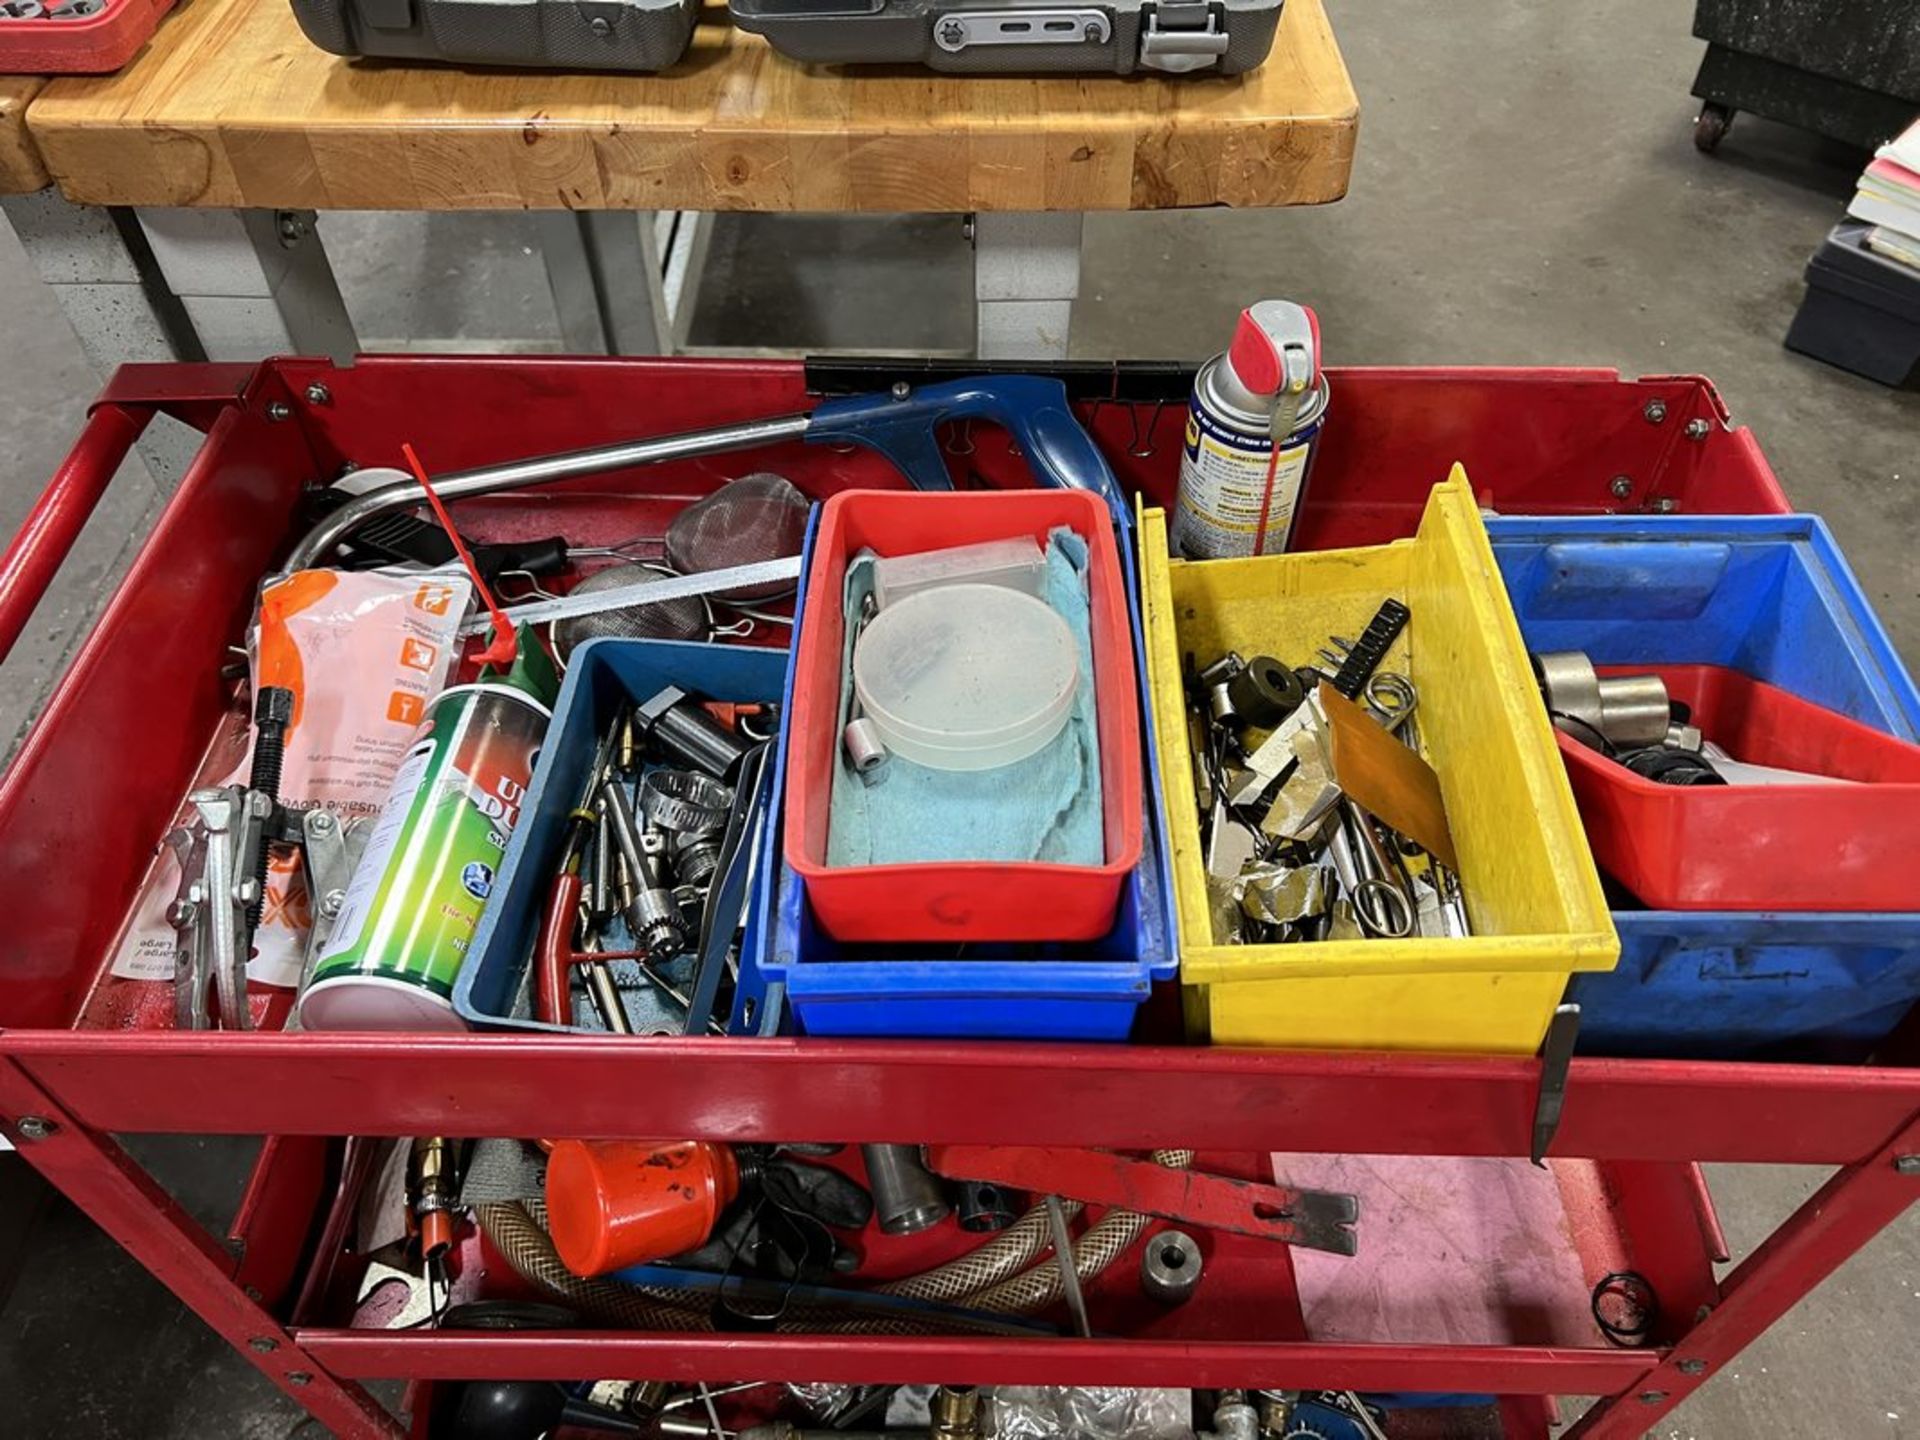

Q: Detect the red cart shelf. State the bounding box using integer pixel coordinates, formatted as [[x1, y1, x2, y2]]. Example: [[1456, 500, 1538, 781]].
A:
[[0, 356, 1912, 1440]]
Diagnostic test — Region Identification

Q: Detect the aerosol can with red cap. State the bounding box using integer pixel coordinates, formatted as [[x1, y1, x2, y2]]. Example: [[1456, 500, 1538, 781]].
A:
[[1170, 300, 1329, 559]]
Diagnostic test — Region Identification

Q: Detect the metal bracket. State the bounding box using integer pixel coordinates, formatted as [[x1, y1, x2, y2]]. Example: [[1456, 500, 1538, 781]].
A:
[[1531, 1002, 1582, 1166], [934, 8, 1111, 51], [1139, 1, 1229, 73], [925, 1144, 1360, 1255], [177, 786, 271, 1032], [298, 808, 369, 978]]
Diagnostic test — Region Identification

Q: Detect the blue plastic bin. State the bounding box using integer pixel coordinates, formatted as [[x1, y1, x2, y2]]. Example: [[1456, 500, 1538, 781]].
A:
[[1572, 913, 1920, 1061], [1487, 513, 1920, 1059], [748, 514, 1179, 1041], [455, 638, 790, 1035], [1485, 514, 1920, 741]]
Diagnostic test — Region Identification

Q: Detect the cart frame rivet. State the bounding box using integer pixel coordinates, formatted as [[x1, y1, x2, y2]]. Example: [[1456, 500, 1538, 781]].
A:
[[1643, 399, 1667, 423], [304, 382, 331, 406], [1895, 1154, 1920, 1175], [14, 1116, 56, 1140], [249, 1337, 278, 1353], [1639, 1391, 1668, 1404], [287, 1372, 312, 1387], [1677, 1359, 1707, 1375]]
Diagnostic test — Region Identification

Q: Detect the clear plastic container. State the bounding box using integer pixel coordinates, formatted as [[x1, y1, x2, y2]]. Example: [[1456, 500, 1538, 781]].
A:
[[853, 583, 1079, 771], [871, 536, 1047, 611]]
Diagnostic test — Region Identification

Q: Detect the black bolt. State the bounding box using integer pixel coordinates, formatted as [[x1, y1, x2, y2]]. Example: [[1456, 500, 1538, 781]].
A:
[[246, 686, 296, 928]]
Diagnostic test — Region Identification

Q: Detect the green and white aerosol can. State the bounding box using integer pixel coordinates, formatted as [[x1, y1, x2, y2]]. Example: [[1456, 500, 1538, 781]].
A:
[[1170, 300, 1330, 559], [298, 631, 558, 1030]]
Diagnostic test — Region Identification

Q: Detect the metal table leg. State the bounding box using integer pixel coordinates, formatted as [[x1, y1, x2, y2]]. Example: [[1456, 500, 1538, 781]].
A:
[[537, 210, 714, 356], [133, 207, 358, 363], [972, 210, 1084, 361]]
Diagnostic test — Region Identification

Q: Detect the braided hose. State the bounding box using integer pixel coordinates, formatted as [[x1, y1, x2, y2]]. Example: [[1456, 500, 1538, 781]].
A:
[[480, 1149, 1196, 1329], [963, 1150, 1195, 1314], [478, 1202, 711, 1330], [872, 1203, 1072, 1302]]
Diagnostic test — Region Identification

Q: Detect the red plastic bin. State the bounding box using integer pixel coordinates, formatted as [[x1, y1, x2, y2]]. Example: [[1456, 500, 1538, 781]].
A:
[[785, 488, 1142, 943], [0, 0, 176, 73], [1562, 664, 1920, 911]]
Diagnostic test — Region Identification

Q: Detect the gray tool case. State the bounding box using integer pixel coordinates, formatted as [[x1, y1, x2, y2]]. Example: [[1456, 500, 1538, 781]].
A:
[[290, 0, 701, 70], [728, 0, 1284, 75]]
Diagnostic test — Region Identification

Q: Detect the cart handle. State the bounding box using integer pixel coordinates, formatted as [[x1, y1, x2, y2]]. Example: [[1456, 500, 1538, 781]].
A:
[[0, 402, 154, 666]]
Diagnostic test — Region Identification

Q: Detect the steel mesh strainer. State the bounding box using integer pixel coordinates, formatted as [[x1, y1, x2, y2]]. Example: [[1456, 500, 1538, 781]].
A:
[[664, 473, 811, 603], [551, 561, 713, 663]]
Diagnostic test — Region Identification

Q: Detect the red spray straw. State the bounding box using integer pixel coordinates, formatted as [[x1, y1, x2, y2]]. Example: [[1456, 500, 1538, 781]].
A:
[[401, 442, 518, 669]]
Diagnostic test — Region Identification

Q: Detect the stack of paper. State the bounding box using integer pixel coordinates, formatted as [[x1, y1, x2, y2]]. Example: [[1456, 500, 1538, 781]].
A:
[[1849, 119, 1920, 270]]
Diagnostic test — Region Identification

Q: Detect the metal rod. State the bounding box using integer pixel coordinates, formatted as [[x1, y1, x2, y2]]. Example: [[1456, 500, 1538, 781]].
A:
[[285, 413, 814, 571], [1045, 1194, 1092, 1339]]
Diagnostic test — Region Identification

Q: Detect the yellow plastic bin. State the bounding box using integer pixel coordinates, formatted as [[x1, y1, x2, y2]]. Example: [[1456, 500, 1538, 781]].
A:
[[1141, 467, 1618, 1054]]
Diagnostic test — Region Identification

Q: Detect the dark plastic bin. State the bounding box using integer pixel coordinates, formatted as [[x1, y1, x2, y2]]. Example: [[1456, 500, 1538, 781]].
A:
[[1486, 513, 1920, 742], [455, 638, 789, 1035], [748, 513, 1178, 1040], [1572, 913, 1920, 1062]]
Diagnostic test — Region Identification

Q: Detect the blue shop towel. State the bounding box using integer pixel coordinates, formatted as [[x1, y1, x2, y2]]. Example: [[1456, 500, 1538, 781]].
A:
[[826, 528, 1104, 867]]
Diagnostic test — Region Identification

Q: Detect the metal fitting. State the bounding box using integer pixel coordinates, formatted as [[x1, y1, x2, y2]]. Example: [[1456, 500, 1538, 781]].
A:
[[1677, 1358, 1707, 1375], [1533, 651, 1670, 750], [930, 1385, 981, 1440], [1643, 398, 1668, 423], [1684, 417, 1711, 440], [1141, 1228, 1203, 1303], [265, 402, 292, 422], [861, 1143, 950, 1235], [1610, 475, 1634, 498], [13, 1116, 57, 1141], [1894, 1154, 1920, 1175], [1209, 1390, 1259, 1440], [635, 684, 750, 780], [1255, 1392, 1296, 1439], [304, 382, 331, 406]]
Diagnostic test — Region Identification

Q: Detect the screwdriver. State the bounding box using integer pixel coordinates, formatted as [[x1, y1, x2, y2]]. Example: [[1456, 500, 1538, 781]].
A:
[[533, 716, 625, 1029]]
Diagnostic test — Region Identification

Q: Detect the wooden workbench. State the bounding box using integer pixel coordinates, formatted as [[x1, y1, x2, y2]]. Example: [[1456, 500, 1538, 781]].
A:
[[24, 0, 1357, 213], [0, 77, 48, 194]]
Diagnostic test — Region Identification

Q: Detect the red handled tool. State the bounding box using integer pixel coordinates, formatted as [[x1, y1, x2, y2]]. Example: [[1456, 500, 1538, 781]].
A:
[[925, 1144, 1360, 1256], [533, 720, 624, 1029]]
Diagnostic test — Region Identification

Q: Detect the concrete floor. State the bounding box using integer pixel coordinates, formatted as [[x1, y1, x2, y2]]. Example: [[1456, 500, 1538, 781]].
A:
[[1, 0, 1917, 1436]]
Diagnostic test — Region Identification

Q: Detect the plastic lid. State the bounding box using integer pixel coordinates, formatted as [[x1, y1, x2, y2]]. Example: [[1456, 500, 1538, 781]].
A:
[[853, 583, 1079, 772]]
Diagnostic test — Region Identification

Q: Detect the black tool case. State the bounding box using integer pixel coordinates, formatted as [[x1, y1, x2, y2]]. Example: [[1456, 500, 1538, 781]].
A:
[[289, 0, 701, 70], [727, 0, 1283, 75], [1785, 221, 1920, 388]]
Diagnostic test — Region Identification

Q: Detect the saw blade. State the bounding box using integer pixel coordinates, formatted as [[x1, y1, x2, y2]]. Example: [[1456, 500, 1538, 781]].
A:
[[460, 556, 803, 637]]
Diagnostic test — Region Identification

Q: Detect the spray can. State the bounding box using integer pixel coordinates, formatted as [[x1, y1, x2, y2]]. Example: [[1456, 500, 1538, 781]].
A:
[[299, 634, 558, 1030], [1170, 300, 1330, 559]]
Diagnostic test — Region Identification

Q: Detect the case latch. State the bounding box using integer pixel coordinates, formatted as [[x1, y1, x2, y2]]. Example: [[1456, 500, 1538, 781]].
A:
[[1139, 0, 1229, 72], [932, 9, 1114, 51]]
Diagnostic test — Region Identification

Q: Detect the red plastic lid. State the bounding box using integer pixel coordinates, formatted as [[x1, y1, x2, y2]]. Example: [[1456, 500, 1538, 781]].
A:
[[1228, 303, 1321, 398], [545, 1140, 739, 1277]]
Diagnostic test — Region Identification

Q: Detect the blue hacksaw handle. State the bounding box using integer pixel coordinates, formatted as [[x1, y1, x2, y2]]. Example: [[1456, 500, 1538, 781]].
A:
[[806, 375, 1130, 528]]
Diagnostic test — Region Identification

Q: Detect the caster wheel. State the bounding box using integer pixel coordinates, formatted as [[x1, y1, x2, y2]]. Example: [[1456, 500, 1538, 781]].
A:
[[1694, 102, 1734, 153]]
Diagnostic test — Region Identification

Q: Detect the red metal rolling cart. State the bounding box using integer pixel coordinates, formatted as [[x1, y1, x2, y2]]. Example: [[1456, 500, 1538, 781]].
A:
[[0, 355, 1912, 1440]]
